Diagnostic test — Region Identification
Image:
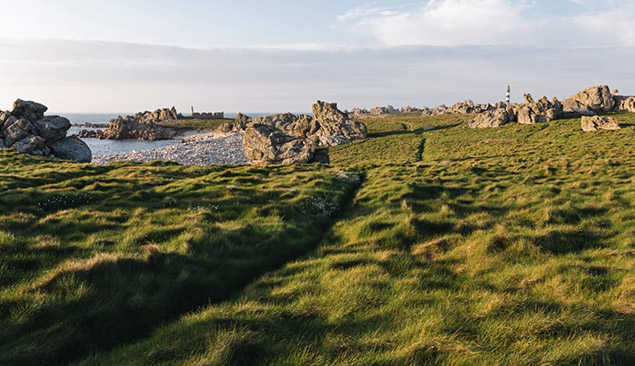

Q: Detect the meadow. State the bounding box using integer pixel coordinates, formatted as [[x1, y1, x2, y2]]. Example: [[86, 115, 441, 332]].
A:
[[1, 112, 634, 365]]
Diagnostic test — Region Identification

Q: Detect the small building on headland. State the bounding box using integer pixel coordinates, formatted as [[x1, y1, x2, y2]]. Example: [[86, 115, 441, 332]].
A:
[[190, 106, 224, 119]]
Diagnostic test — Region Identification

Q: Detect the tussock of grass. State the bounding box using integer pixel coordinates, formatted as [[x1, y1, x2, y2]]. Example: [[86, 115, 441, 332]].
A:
[[3, 111, 635, 365]]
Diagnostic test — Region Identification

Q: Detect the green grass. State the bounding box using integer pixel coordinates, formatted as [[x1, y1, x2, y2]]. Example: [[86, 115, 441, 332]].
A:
[[156, 118, 232, 131], [0, 153, 360, 365], [2, 111, 635, 365]]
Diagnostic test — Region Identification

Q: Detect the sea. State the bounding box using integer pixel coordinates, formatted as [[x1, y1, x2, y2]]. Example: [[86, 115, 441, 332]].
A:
[[60, 112, 279, 157]]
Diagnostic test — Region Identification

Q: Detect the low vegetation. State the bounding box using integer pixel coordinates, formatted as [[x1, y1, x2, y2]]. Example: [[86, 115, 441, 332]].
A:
[[1, 111, 634, 365], [157, 117, 232, 132]]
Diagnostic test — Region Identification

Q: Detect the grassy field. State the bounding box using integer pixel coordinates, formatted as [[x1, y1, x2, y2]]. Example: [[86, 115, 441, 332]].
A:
[[157, 118, 232, 132], [1, 112, 634, 365]]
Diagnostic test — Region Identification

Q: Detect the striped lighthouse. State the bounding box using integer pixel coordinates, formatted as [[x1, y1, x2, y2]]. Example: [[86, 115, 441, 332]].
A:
[[506, 85, 511, 105]]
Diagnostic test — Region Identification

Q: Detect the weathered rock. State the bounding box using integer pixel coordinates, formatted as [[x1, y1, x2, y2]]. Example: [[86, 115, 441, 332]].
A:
[[311, 101, 367, 143], [135, 107, 179, 124], [12, 99, 48, 122], [241, 101, 367, 165], [35, 116, 71, 144], [12, 135, 45, 154], [614, 96, 635, 112], [370, 105, 398, 116], [50, 136, 92, 162], [581, 116, 621, 132], [243, 123, 317, 165], [251, 113, 313, 139], [563, 85, 615, 112], [235, 113, 252, 124], [516, 94, 563, 124], [95, 116, 177, 140], [3, 118, 34, 146], [469, 106, 517, 128]]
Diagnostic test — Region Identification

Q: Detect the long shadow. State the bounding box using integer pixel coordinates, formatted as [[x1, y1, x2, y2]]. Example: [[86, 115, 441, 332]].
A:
[[0, 167, 363, 366]]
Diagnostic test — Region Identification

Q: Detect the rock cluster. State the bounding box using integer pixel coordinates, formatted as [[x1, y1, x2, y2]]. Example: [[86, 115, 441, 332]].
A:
[[0, 99, 91, 162], [216, 113, 251, 135], [517, 94, 563, 124], [243, 101, 367, 165], [470, 85, 635, 130], [79, 107, 180, 141], [581, 116, 621, 132]]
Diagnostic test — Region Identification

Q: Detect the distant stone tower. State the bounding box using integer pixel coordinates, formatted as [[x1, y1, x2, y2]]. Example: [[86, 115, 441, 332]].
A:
[[506, 86, 511, 104], [191, 106, 194, 117]]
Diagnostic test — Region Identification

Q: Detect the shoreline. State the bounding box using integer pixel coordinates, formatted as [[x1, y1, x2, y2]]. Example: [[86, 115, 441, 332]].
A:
[[91, 131, 248, 166]]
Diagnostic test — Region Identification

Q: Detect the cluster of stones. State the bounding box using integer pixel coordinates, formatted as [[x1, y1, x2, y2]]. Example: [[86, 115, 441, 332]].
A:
[[469, 85, 631, 131], [79, 107, 180, 141], [0, 99, 91, 162], [218, 101, 367, 165], [348, 100, 509, 118]]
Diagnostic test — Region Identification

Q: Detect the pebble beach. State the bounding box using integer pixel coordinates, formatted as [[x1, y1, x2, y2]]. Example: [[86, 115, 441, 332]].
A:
[[91, 132, 249, 166]]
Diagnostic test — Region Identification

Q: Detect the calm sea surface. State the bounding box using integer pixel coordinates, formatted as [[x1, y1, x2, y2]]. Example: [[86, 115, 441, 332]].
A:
[[60, 112, 285, 157]]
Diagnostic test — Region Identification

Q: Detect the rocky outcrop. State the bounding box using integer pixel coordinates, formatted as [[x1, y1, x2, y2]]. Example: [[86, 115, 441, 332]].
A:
[[581, 116, 621, 132], [1, 99, 91, 162], [469, 106, 517, 128], [135, 107, 180, 124], [242, 101, 367, 165], [81, 116, 177, 141], [80, 108, 182, 141], [614, 96, 635, 112], [563, 85, 615, 113], [516, 94, 563, 124], [244, 124, 318, 165]]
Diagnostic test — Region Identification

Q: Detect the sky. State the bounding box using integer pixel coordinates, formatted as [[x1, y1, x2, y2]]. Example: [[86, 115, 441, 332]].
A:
[[1, 0, 634, 113]]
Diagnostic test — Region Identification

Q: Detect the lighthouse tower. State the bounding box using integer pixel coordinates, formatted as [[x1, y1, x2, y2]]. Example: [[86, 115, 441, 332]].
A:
[[506, 86, 511, 105]]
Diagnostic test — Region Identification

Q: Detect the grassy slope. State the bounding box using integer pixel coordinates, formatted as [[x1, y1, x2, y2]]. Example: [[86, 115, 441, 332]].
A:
[[0, 154, 359, 365], [75, 113, 635, 365]]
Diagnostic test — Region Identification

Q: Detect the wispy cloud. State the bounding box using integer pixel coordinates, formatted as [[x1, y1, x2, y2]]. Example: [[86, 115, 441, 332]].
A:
[[338, 0, 635, 47], [2, 39, 635, 113]]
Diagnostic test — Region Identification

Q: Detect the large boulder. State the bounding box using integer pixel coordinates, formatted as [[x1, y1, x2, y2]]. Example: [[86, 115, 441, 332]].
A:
[[469, 106, 517, 128], [581, 116, 621, 132], [135, 107, 179, 123], [563, 85, 615, 112], [614, 96, 635, 112], [50, 136, 92, 162], [3, 118, 35, 146], [243, 123, 317, 165], [516, 94, 563, 124], [12, 135, 46, 154], [12, 99, 48, 122], [251, 113, 313, 138], [35, 116, 71, 144], [311, 101, 367, 143]]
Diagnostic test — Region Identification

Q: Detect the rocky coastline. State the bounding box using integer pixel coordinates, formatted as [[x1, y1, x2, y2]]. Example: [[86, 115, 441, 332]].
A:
[[0, 99, 91, 162], [78, 107, 182, 141]]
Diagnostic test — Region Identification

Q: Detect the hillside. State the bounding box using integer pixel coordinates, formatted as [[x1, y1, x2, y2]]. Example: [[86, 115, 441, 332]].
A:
[[1, 112, 634, 365]]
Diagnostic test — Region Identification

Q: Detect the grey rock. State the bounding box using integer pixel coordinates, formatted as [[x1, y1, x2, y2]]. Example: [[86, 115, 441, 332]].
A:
[[35, 115, 71, 143], [50, 136, 92, 162], [12, 99, 48, 122], [516, 94, 563, 124], [235, 112, 252, 124], [243, 123, 318, 165], [3, 118, 34, 146], [581, 116, 621, 132], [12, 135, 45, 154], [469, 106, 517, 128], [562, 85, 615, 112], [614, 95, 635, 112]]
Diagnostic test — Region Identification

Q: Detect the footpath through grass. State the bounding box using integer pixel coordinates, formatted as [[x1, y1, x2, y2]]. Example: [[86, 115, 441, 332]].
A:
[[77, 113, 634, 365], [0, 153, 360, 365]]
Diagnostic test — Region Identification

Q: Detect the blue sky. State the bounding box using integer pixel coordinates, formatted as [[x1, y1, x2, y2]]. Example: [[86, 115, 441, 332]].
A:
[[1, 0, 634, 112]]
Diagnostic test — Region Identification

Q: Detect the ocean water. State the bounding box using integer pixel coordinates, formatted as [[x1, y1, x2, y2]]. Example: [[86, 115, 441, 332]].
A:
[[58, 112, 307, 157]]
